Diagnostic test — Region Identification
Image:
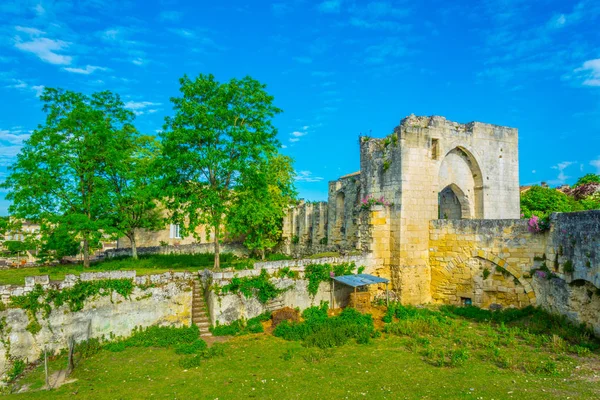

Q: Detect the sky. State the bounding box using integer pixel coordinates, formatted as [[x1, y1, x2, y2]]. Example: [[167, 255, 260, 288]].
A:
[[1, 0, 600, 215]]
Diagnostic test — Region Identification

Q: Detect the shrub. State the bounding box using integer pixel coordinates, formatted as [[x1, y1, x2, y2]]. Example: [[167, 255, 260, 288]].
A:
[[5, 359, 26, 382], [304, 262, 359, 297], [76, 338, 102, 358], [105, 325, 204, 352], [210, 312, 271, 336], [219, 269, 283, 303], [274, 304, 376, 348]]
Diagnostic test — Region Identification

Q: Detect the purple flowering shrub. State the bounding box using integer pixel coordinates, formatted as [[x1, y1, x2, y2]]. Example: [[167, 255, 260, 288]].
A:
[[360, 195, 391, 211], [527, 215, 550, 233]]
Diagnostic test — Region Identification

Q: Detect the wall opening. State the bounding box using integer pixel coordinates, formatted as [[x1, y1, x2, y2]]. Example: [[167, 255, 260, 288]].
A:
[[431, 138, 439, 160], [438, 184, 471, 219], [438, 146, 484, 218]]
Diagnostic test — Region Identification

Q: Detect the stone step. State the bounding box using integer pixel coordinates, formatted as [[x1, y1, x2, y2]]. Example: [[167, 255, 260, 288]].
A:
[[200, 332, 212, 337]]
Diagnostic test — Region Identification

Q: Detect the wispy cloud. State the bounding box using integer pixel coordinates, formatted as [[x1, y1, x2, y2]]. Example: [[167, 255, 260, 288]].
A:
[[549, 161, 576, 185], [14, 35, 72, 65], [295, 170, 323, 182], [5, 79, 44, 97], [573, 59, 600, 87], [63, 65, 107, 75], [591, 157, 600, 173], [124, 101, 161, 115], [0, 128, 30, 145], [318, 0, 342, 14]]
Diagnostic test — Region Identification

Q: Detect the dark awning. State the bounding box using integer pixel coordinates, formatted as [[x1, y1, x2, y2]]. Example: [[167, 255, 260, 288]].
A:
[[332, 273, 389, 288]]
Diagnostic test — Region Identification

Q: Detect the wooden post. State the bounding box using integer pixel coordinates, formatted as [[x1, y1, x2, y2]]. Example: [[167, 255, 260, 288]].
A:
[[332, 279, 335, 310], [44, 347, 49, 389], [386, 282, 389, 307]]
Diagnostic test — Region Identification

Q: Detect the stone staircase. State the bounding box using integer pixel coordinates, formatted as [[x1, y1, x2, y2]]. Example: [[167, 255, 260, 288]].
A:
[[192, 280, 212, 337], [265, 298, 285, 312]]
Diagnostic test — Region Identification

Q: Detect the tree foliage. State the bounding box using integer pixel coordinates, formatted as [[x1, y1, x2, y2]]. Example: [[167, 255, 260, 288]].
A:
[[102, 134, 162, 259], [520, 186, 582, 219], [1, 88, 137, 266], [159, 74, 283, 268], [574, 173, 600, 187], [227, 154, 296, 258]]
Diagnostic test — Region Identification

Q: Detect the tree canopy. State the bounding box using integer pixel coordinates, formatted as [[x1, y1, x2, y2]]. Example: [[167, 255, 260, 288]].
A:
[[227, 154, 296, 259], [159, 73, 289, 268], [1, 88, 142, 266], [520, 186, 582, 219]]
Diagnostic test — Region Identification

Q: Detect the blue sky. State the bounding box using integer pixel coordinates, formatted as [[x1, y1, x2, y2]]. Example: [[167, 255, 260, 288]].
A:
[[1, 0, 600, 215]]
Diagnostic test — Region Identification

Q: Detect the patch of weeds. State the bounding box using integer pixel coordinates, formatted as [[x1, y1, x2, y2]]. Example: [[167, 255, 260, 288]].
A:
[[482, 268, 490, 280], [5, 359, 25, 383], [563, 260, 574, 273], [210, 312, 271, 336], [301, 348, 333, 363], [179, 344, 225, 368]]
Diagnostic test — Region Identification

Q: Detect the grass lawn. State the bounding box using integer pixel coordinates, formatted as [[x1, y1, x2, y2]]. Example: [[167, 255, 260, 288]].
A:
[[7, 306, 600, 399], [0, 253, 247, 286]]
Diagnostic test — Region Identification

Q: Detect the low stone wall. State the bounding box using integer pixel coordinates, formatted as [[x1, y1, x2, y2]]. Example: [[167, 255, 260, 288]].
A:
[[201, 254, 377, 325], [0, 271, 193, 381], [429, 219, 546, 308], [531, 211, 600, 335], [104, 242, 249, 259]]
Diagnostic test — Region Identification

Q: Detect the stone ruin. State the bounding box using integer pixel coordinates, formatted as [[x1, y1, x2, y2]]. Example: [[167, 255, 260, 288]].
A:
[[280, 115, 600, 335]]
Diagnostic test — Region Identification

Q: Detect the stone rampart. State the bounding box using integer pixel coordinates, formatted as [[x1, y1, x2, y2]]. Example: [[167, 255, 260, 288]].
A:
[[104, 242, 249, 259]]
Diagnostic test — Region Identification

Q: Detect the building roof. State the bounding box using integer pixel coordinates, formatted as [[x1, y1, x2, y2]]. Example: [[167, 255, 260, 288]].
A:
[[332, 273, 389, 288]]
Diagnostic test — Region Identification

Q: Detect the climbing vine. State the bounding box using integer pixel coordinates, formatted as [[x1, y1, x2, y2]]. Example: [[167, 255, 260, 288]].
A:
[[304, 262, 364, 297], [9, 279, 135, 334], [218, 269, 284, 304]]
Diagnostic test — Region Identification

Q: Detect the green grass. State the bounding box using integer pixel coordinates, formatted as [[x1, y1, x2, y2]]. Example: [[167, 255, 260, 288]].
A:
[[9, 333, 600, 399], [8, 305, 600, 399], [0, 253, 247, 285]]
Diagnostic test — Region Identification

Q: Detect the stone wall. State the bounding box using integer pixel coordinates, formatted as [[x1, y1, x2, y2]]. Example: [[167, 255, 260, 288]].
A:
[[0, 271, 193, 380], [105, 242, 249, 259], [531, 211, 600, 335], [201, 254, 379, 325], [429, 219, 546, 308]]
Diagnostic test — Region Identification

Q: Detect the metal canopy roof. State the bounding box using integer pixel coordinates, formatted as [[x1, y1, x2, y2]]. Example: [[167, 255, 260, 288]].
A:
[[332, 274, 389, 288]]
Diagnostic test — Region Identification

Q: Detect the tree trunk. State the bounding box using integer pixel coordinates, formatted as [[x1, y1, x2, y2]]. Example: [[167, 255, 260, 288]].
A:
[[213, 224, 220, 269], [261, 248, 265, 260], [130, 232, 138, 260], [82, 234, 90, 268]]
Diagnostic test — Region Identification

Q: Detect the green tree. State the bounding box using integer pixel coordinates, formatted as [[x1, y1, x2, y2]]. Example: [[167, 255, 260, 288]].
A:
[[521, 186, 582, 219], [574, 173, 600, 187], [227, 154, 296, 259], [1, 88, 135, 267], [37, 223, 81, 263], [160, 74, 282, 268], [103, 135, 162, 259]]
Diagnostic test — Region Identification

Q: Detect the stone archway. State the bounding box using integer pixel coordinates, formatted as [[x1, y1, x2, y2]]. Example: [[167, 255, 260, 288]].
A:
[[439, 183, 471, 219], [431, 250, 535, 307], [438, 146, 484, 219]]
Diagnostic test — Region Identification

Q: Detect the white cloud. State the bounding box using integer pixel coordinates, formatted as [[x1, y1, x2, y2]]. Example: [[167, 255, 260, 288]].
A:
[[124, 101, 161, 115], [5, 79, 44, 97], [574, 59, 600, 87], [591, 157, 600, 174], [132, 58, 146, 66], [289, 138, 300, 142], [169, 28, 195, 38], [295, 170, 323, 182], [14, 37, 72, 65], [549, 161, 575, 185], [281, 144, 288, 149], [318, 0, 342, 13], [0, 129, 30, 145], [63, 65, 107, 75], [33, 3, 45, 16], [290, 131, 307, 137], [15, 26, 45, 36]]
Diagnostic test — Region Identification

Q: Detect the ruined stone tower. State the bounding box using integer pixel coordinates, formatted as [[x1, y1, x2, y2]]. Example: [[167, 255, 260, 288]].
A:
[[282, 114, 520, 304]]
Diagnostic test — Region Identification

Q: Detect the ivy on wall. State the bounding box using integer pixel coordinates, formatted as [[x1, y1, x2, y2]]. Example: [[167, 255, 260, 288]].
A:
[[9, 279, 135, 334]]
